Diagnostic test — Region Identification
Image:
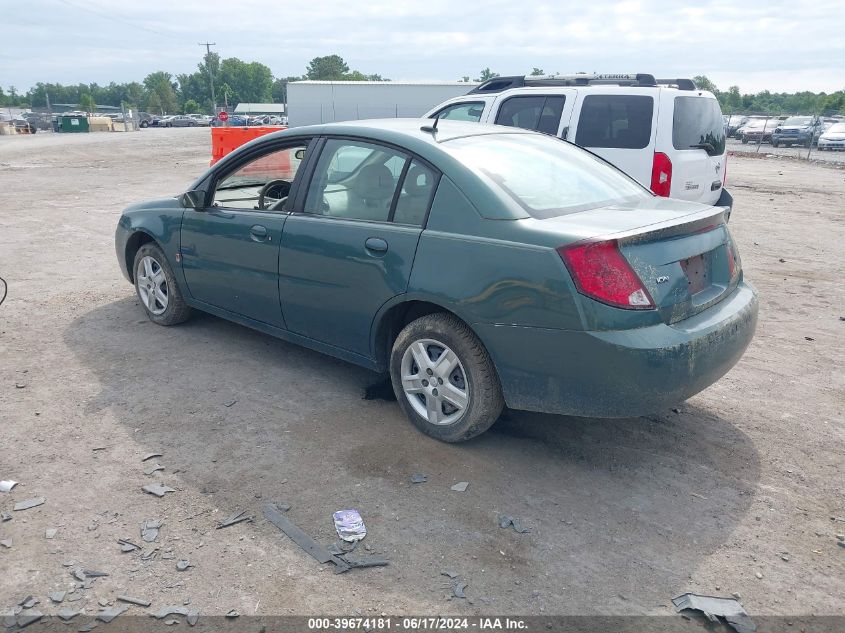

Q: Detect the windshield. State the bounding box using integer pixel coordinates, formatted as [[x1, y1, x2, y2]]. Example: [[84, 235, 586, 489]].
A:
[[782, 116, 813, 126], [443, 133, 650, 219], [825, 122, 845, 134]]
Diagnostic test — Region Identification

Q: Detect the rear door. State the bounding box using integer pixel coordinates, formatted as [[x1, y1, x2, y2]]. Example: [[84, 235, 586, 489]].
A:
[[487, 90, 577, 137], [569, 90, 658, 187], [660, 93, 727, 205], [278, 138, 440, 357]]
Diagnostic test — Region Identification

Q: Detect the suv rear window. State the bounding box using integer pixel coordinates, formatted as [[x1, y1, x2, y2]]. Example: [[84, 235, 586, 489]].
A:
[[494, 95, 565, 135], [575, 95, 653, 149], [672, 96, 726, 156]]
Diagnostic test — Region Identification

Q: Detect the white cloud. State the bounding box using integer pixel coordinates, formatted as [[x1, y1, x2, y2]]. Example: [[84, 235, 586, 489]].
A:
[[3, 0, 843, 93]]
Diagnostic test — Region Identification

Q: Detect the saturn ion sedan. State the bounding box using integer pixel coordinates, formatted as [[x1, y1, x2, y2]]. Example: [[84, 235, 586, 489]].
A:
[[115, 119, 758, 442]]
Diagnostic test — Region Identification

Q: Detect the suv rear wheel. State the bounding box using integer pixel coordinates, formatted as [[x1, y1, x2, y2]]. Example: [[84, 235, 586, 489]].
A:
[[390, 313, 504, 442]]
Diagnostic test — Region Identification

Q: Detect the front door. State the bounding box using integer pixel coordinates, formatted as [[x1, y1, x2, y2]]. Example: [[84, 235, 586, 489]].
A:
[[279, 138, 439, 357], [180, 140, 311, 327]]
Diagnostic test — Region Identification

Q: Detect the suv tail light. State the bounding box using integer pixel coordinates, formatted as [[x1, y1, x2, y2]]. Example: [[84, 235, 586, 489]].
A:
[[557, 240, 655, 310], [650, 152, 673, 197]]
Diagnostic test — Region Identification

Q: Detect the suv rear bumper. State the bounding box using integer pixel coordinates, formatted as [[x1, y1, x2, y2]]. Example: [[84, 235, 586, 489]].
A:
[[475, 282, 758, 418], [716, 188, 733, 221]]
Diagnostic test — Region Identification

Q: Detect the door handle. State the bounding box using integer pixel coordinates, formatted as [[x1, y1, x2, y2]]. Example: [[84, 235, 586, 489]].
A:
[[365, 237, 388, 253], [249, 224, 270, 241]]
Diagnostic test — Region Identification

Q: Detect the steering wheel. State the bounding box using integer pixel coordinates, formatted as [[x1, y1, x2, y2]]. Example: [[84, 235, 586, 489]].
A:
[[257, 179, 292, 210]]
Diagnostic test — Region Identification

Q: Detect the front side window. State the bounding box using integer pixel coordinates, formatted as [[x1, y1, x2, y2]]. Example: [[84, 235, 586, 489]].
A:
[[672, 96, 727, 156], [432, 102, 486, 122], [494, 95, 566, 136], [304, 139, 408, 222], [212, 142, 309, 210], [575, 94, 654, 149], [443, 133, 649, 219]]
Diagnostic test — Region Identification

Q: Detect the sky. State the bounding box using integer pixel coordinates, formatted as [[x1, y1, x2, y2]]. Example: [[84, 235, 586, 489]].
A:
[[4, 0, 844, 95]]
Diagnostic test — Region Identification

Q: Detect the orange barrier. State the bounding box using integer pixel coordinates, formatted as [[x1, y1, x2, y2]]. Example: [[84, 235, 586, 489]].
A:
[[210, 126, 288, 166]]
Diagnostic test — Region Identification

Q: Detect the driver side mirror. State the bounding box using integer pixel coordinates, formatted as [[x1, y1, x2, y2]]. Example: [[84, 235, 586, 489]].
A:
[[179, 190, 205, 209]]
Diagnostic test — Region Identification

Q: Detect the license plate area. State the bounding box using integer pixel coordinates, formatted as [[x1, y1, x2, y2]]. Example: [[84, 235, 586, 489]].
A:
[[681, 252, 710, 294]]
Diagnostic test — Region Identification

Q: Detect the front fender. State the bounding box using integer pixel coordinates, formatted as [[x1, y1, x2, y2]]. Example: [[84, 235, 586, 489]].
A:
[[115, 197, 185, 285]]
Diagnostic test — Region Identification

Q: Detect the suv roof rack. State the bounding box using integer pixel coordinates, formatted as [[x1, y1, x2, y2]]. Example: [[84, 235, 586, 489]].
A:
[[467, 73, 698, 94]]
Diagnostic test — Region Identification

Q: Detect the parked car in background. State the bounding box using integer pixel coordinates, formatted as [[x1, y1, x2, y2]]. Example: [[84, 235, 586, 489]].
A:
[[188, 114, 213, 126], [115, 119, 756, 442], [817, 122, 845, 151], [138, 112, 153, 128], [211, 114, 249, 127], [724, 114, 748, 137], [739, 119, 777, 144], [426, 73, 732, 212], [165, 115, 199, 127], [771, 115, 823, 147]]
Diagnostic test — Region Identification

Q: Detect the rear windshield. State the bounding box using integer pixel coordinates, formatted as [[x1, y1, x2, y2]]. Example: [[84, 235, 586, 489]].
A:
[[575, 94, 654, 149], [673, 96, 726, 156], [443, 133, 650, 219]]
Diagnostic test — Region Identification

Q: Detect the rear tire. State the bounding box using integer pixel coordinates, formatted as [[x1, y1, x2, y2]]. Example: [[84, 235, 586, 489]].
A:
[[133, 243, 192, 326], [741, 137, 749, 144], [390, 313, 504, 442], [772, 141, 779, 148]]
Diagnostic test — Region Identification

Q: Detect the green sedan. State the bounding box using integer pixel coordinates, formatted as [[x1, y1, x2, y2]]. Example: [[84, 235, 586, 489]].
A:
[[115, 119, 758, 442]]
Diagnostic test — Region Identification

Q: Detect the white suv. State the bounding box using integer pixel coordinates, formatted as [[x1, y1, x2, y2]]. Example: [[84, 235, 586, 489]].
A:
[[425, 73, 732, 213]]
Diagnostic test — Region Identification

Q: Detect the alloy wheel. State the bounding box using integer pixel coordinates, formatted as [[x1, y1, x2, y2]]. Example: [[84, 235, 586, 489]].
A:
[[400, 338, 469, 425], [136, 255, 169, 315]]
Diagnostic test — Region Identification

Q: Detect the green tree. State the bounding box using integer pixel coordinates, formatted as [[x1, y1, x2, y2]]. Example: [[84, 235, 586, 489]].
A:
[[78, 93, 96, 111], [693, 75, 719, 94], [183, 99, 200, 113], [530, 67, 545, 76], [475, 68, 499, 82], [217, 58, 273, 104], [143, 71, 178, 114], [459, 76, 471, 83], [306, 55, 350, 80], [723, 85, 741, 112]]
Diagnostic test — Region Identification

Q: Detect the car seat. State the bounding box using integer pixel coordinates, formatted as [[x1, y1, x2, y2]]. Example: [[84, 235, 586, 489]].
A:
[[393, 165, 433, 225], [347, 164, 395, 221]]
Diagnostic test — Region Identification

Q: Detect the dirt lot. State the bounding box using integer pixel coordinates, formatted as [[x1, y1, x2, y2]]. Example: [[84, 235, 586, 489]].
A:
[[1, 129, 843, 624]]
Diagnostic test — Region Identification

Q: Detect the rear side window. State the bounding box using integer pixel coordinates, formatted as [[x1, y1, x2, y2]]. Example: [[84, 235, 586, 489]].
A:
[[575, 95, 653, 149], [433, 102, 485, 122], [494, 95, 565, 135], [673, 96, 726, 156]]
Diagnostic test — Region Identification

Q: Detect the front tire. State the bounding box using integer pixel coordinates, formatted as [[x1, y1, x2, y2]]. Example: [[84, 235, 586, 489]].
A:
[[741, 136, 749, 144], [390, 313, 503, 442], [133, 243, 191, 326]]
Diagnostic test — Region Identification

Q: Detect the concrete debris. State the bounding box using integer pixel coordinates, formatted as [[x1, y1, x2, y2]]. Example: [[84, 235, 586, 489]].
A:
[[117, 596, 151, 607], [149, 606, 190, 619], [142, 483, 176, 497], [141, 547, 160, 561], [263, 502, 338, 565], [19, 596, 39, 609], [56, 608, 79, 621], [82, 569, 109, 578], [498, 515, 530, 533], [223, 400, 237, 407], [49, 591, 66, 603], [187, 611, 199, 626], [450, 482, 469, 492], [164, 619, 178, 625], [216, 510, 253, 529], [141, 519, 163, 542], [452, 581, 468, 599], [14, 612, 43, 629], [1, 511, 11, 522], [410, 473, 427, 484], [78, 622, 99, 632], [45, 528, 57, 539], [96, 605, 129, 623], [142, 453, 162, 462], [226, 609, 239, 618], [13, 497, 45, 511], [0, 480, 18, 492], [672, 593, 756, 633], [0, 539, 11, 548], [97, 598, 109, 607], [176, 559, 192, 571], [143, 463, 165, 476]]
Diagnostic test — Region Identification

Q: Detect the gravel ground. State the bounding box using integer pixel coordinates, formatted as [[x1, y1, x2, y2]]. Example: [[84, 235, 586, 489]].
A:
[[1, 128, 843, 624]]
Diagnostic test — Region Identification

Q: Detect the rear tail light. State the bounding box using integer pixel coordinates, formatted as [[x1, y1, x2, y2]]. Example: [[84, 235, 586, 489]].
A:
[[650, 152, 673, 197], [726, 238, 740, 280], [723, 153, 728, 187], [558, 240, 655, 310]]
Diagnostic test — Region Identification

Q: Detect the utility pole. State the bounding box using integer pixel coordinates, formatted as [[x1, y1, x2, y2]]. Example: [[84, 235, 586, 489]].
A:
[[198, 42, 217, 113]]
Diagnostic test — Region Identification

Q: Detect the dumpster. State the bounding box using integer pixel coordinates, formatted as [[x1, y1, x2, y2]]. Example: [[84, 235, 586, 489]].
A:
[[58, 115, 89, 133]]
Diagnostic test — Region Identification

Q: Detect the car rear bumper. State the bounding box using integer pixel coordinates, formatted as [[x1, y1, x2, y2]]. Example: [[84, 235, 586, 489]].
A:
[[476, 281, 758, 417]]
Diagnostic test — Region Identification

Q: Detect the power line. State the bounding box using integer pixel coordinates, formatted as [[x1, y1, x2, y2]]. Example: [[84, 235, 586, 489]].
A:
[[199, 42, 217, 113], [55, 0, 173, 37]]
